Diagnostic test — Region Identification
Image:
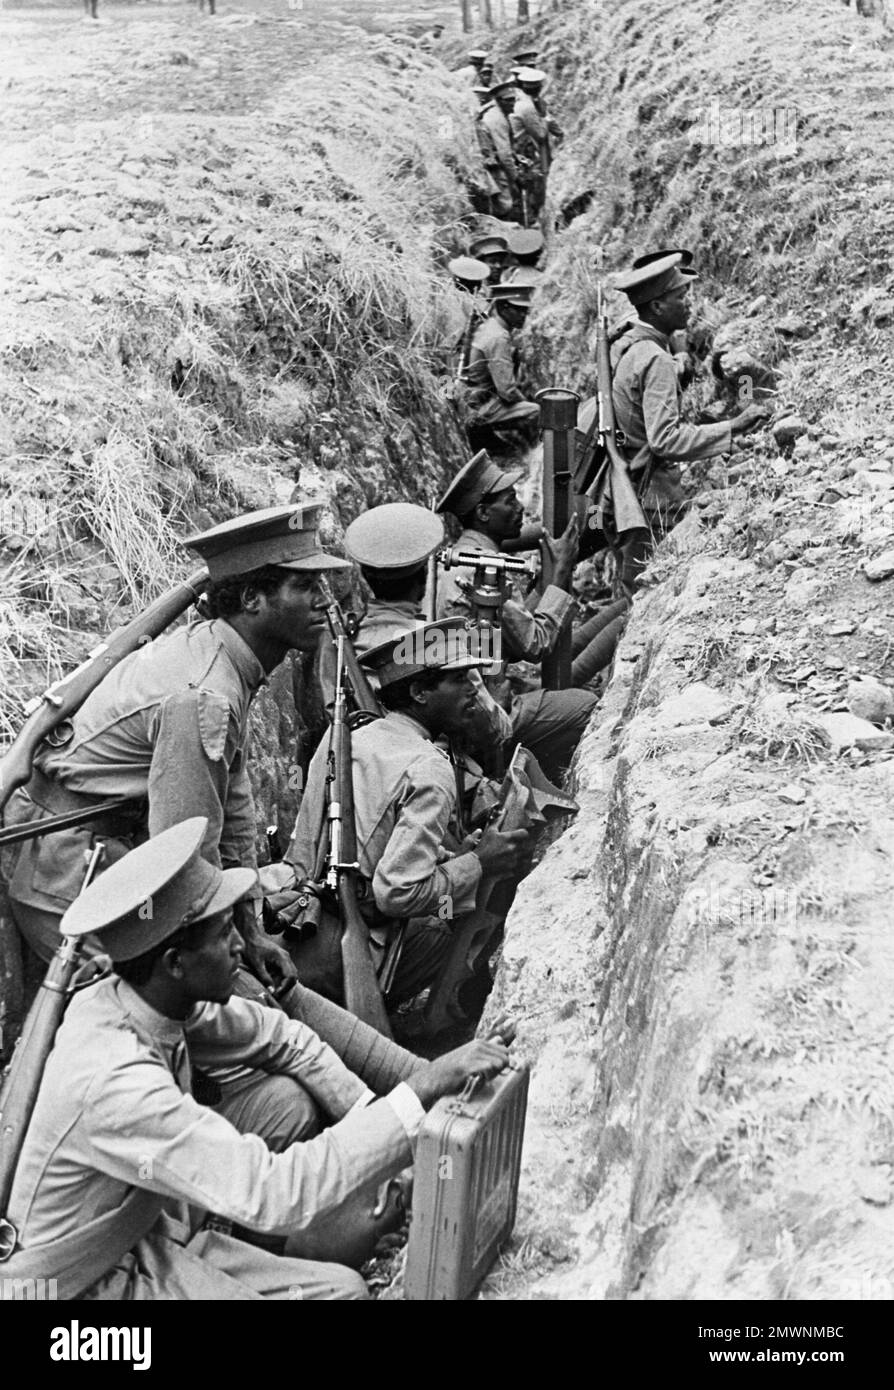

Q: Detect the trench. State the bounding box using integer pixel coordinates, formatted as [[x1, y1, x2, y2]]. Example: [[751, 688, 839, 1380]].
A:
[[3, 0, 894, 1306]]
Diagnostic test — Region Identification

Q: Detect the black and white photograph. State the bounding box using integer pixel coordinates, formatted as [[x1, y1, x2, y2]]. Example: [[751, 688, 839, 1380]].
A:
[[0, 0, 891, 1352]]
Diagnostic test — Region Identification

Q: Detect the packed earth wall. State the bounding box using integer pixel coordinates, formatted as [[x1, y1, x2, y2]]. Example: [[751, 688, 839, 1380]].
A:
[[485, 0, 894, 1299]]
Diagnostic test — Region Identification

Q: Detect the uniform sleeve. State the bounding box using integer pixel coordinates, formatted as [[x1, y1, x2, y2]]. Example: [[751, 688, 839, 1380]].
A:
[[641, 352, 732, 461], [84, 1054, 412, 1236], [187, 996, 367, 1118], [484, 329, 525, 403], [485, 110, 516, 174], [372, 758, 482, 920], [146, 691, 257, 873], [500, 586, 574, 663]]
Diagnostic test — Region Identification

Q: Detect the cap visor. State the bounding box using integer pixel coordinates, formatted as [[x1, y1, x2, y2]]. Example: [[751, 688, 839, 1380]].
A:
[[495, 467, 525, 492], [191, 866, 258, 924], [443, 656, 494, 673], [277, 553, 352, 571]]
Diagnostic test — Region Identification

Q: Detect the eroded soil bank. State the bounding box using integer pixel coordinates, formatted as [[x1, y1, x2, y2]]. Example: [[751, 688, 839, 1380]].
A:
[[488, 0, 894, 1299]]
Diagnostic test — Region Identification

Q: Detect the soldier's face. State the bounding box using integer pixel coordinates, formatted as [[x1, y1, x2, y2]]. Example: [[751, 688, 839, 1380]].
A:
[[173, 909, 243, 1005], [260, 572, 328, 651], [480, 487, 524, 541], [497, 91, 516, 113], [423, 670, 480, 736], [654, 284, 690, 333]]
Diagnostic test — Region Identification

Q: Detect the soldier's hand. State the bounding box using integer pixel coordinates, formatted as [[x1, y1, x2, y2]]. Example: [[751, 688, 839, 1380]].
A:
[[486, 1011, 518, 1046], [243, 932, 298, 992], [545, 513, 581, 589], [731, 402, 770, 435], [473, 825, 531, 879], [409, 1038, 511, 1107]]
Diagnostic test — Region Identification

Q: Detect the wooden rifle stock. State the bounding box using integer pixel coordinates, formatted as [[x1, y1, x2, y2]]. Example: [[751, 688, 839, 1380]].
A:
[[330, 639, 392, 1037], [0, 841, 105, 1261], [593, 290, 648, 537], [0, 568, 209, 814], [536, 387, 580, 690]]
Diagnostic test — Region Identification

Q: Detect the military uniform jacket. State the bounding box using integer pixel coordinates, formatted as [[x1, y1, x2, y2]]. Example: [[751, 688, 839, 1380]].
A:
[[509, 91, 549, 166], [464, 314, 525, 405], [477, 102, 516, 178], [5, 977, 416, 1297], [611, 322, 732, 474], [288, 710, 482, 926], [436, 528, 573, 665], [4, 619, 265, 915]]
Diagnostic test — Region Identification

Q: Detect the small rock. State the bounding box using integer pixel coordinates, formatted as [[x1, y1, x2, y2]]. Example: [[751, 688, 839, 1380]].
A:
[[737, 617, 759, 636], [779, 526, 812, 555], [777, 783, 806, 804], [823, 655, 846, 671], [819, 712, 894, 753], [825, 619, 856, 637], [852, 469, 894, 494], [863, 551, 894, 582], [847, 676, 894, 725], [772, 415, 808, 447], [856, 1167, 892, 1207], [818, 435, 841, 452], [775, 315, 811, 338]]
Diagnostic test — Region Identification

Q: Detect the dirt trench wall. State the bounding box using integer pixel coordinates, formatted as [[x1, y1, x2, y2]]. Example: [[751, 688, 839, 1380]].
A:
[[486, 0, 894, 1299]]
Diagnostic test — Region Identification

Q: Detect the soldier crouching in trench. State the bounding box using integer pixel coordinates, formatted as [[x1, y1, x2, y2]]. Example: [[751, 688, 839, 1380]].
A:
[[0, 819, 513, 1300]]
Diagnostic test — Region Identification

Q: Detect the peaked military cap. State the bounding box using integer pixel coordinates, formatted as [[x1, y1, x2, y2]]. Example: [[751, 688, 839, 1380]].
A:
[[632, 247, 694, 270], [506, 227, 544, 257], [516, 66, 547, 84], [513, 48, 539, 63], [490, 282, 534, 308], [489, 79, 518, 98], [502, 265, 543, 288], [473, 84, 493, 98], [469, 48, 490, 61], [184, 503, 351, 580], [61, 818, 257, 962], [436, 449, 524, 517], [360, 617, 491, 689], [613, 251, 697, 307], [448, 254, 490, 283], [469, 233, 508, 259], [345, 503, 444, 573]]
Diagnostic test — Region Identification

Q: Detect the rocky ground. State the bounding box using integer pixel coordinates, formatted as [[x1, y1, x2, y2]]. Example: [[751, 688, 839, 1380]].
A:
[[487, 0, 894, 1300]]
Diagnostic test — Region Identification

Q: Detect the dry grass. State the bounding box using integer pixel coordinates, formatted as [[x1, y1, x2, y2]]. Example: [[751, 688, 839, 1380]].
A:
[[733, 686, 831, 765], [0, 37, 478, 734]]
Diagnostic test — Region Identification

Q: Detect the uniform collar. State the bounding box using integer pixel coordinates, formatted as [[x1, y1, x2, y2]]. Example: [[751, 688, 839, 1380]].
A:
[[457, 528, 499, 552], [214, 619, 268, 692], [114, 978, 191, 1051], [626, 321, 671, 351], [384, 709, 435, 743]]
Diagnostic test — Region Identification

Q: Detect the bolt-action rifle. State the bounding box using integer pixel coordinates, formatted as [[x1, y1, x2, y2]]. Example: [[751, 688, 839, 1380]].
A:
[[329, 637, 392, 1037], [0, 841, 106, 1261], [0, 569, 209, 815], [537, 387, 580, 690], [422, 746, 578, 1038], [587, 284, 648, 542]]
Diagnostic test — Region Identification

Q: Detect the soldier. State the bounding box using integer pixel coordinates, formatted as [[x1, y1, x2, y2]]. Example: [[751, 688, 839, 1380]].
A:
[[468, 233, 509, 285], [448, 253, 491, 297], [475, 80, 520, 220], [455, 48, 492, 85], [1, 504, 349, 998], [510, 67, 563, 223], [458, 282, 540, 445], [610, 251, 768, 564], [506, 226, 545, 270], [436, 451, 608, 778], [501, 265, 543, 292], [1, 819, 512, 1300], [284, 618, 531, 1012]]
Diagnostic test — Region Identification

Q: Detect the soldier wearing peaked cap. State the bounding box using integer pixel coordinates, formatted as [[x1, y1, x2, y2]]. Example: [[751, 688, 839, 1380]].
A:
[[475, 80, 520, 219], [510, 67, 562, 222], [456, 280, 539, 445], [285, 619, 531, 1014], [435, 451, 617, 779], [506, 225, 545, 265], [502, 265, 543, 290], [1, 503, 350, 1018], [2, 817, 514, 1301], [455, 48, 493, 85], [468, 233, 509, 284], [608, 250, 768, 573], [343, 503, 445, 655]]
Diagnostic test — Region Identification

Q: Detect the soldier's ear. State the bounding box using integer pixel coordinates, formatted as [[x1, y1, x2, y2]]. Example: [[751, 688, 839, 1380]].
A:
[[408, 678, 429, 706]]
